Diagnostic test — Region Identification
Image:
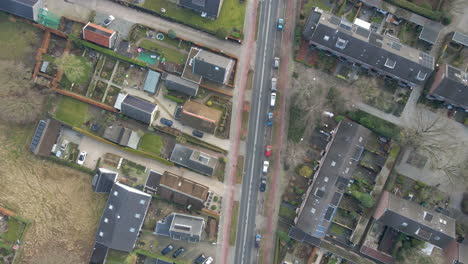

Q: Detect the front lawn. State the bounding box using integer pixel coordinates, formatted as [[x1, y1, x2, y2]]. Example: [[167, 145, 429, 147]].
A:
[[138, 133, 164, 156], [139, 39, 187, 63], [142, 0, 246, 37], [55, 96, 89, 126]]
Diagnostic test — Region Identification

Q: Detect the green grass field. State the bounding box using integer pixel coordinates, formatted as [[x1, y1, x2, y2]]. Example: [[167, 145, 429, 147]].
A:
[[55, 97, 89, 127], [138, 133, 164, 156], [55, 54, 93, 85], [1, 218, 23, 242], [139, 39, 188, 63], [0, 13, 41, 61], [229, 201, 240, 246], [142, 0, 246, 37]]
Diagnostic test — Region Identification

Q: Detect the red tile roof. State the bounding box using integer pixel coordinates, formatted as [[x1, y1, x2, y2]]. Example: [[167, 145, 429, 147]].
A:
[[83, 23, 115, 48]]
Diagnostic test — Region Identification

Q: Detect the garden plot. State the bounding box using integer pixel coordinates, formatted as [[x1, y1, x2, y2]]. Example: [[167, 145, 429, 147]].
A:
[[119, 159, 149, 187], [47, 34, 67, 57], [58, 48, 97, 96]]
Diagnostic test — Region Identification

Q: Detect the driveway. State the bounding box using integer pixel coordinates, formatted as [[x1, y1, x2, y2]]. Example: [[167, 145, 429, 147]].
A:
[[77, 132, 226, 194], [45, 0, 241, 56]]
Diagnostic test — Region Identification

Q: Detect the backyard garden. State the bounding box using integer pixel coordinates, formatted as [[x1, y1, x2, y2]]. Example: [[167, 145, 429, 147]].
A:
[[0, 214, 29, 264]]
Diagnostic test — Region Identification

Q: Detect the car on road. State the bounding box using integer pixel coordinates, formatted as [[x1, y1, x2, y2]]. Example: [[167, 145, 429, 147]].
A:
[[103, 15, 115, 26], [161, 244, 173, 255], [262, 160, 269, 173], [192, 130, 204, 138], [265, 145, 272, 157], [202, 257, 213, 264], [194, 254, 206, 264], [267, 112, 273, 127], [77, 151, 87, 165], [160, 117, 173, 127], [172, 247, 185, 258], [271, 77, 277, 91], [273, 57, 280, 68], [277, 18, 284, 31], [270, 92, 277, 107], [259, 177, 267, 192]]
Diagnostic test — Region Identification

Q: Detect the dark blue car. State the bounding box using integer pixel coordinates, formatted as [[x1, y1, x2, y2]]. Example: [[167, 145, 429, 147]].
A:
[[267, 112, 273, 127], [160, 118, 173, 127]]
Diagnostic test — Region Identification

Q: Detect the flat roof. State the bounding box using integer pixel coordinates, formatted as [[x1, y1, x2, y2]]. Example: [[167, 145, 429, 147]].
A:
[[170, 213, 205, 236], [143, 70, 161, 94], [160, 171, 209, 201]]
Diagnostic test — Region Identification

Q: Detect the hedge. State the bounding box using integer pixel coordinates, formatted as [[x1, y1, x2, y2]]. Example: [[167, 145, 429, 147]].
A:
[[68, 35, 148, 67], [164, 94, 185, 104], [383, 0, 442, 21], [346, 110, 400, 138], [43, 155, 95, 175], [134, 249, 184, 264]]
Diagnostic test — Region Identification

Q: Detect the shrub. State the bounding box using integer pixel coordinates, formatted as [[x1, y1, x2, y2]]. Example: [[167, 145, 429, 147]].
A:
[[384, 0, 442, 20], [292, 72, 299, 78], [346, 110, 400, 138], [219, 157, 227, 163], [298, 164, 313, 178], [351, 191, 375, 208], [168, 29, 177, 39], [44, 156, 94, 175], [442, 13, 452, 25], [165, 94, 185, 104], [213, 196, 219, 202], [210, 205, 217, 210], [206, 100, 213, 106], [215, 28, 228, 39], [334, 115, 345, 122]]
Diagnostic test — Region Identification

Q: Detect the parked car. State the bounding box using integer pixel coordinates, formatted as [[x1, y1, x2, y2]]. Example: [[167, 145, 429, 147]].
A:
[[192, 130, 204, 138], [194, 254, 206, 264], [262, 160, 269, 173], [265, 145, 272, 157], [161, 244, 174, 255], [77, 151, 87, 165], [270, 92, 277, 107], [174, 105, 183, 120], [273, 57, 280, 68], [255, 234, 262, 248], [259, 177, 267, 192], [202, 257, 214, 264], [103, 15, 115, 26], [160, 117, 173, 127], [172, 247, 185, 258], [60, 140, 69, 151], [267, 112, 273, 127], [277, 18, 284, 30], [271, 77, 277, 91]]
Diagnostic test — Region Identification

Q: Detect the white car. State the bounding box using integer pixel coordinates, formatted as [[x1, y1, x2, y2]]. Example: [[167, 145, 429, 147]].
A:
[[270, 92, 277, 107], [271, 77, 277, 92], [77, 151, 87, 165], [103, 15, 115, 26], [262, 161, 270, 173], [273, 57, 280, 68]]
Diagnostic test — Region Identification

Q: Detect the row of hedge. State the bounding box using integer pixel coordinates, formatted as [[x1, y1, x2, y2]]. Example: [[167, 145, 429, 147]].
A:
[[68, 35, 148, 67], [346, 110, 401, 139], [383, 0, 442, 21], [164, 94, 185, 104]]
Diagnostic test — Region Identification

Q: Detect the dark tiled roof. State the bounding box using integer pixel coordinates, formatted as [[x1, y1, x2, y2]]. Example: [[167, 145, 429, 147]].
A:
[[165, 73, 199, 97], [121, 95, 157, 124], [179, 0, 222, 18], [0, 0, 42, 20], [431, 64, 468, 108], [89, 242, 108, 264], [95, 183, 151, 252], [92, 168, 118, 193], [419, 25, 440, 44], [452, 32, 468, 46], [193, 49, 234, 84], [169, 144, 217, 176], [295, 121, 372, 240], [145, 170, 162, 191]]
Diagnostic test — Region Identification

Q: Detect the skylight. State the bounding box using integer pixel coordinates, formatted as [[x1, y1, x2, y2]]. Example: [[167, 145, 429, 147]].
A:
[[335, 38, 348, 50], [384, 58, 396, 69], [416, 70, 427, 81]]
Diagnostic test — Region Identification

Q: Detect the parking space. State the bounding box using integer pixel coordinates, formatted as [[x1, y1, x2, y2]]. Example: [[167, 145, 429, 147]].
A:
[[94, 12, 134, 39]]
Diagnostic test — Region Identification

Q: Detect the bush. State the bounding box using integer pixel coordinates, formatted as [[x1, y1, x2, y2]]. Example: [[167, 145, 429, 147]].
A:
[[206, 100, 213, 106], [442, 13, 452, 25], [165, 94, 185, 104], [292, 72, 299, 78], [210, 205, 217, 210], [215, 28, 228, 39], [346, 110, 400, 138], [351, 191, 375, 208], [213, 196, 219, 202], [288, 104, 306, 143], [219, 157, 227, 163], [334, 115, 345, 122], [168, 29, 177, 39], [337, 0, 347, 16], [297, 164, 313, 178], [384, 0, 442, 20]]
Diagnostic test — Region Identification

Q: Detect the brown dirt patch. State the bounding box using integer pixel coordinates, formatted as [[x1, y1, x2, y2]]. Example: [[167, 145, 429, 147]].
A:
[[0, 124, 106, 264]]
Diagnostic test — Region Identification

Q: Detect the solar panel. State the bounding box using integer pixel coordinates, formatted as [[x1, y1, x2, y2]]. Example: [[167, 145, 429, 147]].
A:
[[355, 27, 371, 38], [329, 16, 341, 25], [419, 52, 434, 68], [331, 192, 342, 206], [391, 42, 402, 51], [324, 206, 335, 221], [339, 21, 353, 31], [30, 120, 47, 152]]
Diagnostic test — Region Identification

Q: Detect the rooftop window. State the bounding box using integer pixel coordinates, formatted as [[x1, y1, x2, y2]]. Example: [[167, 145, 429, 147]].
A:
[[416, 71, 427, 81], [335, 38, 348, 50], [135, 213, 141, 219], [104, 218, 108, 223], [99, 232, 104, 237], [129, 227, 135, 232], [113, 191, 118, 196], [323, 35, 330, 41], [108, 204, 113, 210], [384, 58, 396, 69], [139, 199, 146, 205]]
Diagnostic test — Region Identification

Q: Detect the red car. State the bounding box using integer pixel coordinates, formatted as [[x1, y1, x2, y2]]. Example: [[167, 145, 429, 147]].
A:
[[265, 145, 272, 157]]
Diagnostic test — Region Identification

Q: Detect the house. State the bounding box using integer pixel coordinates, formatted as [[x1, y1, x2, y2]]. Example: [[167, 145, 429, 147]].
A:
[[82, 22, 117, 49], [170, 144, 218, 176], [374, 191, 456, 249], [30, 119, 62, 156], [192, 48, 234, 84], [289, 120, 372, 246], [427, 64, 468, 110], [92, 168, 118, 193], [449, 32, 468, 48], [165, 73, 199, 97], [103, 125, 141, 149], [144, 170, 209, 210], [0, 0, 44, 21], [155, 213, 205, 243], [94, 182, 151, 252], [143, 70, 161, 94], [178, 0, 223, 19], [303, 8, 434, 87], [117, 94, 158, 125], [180, 100, 222, 134]]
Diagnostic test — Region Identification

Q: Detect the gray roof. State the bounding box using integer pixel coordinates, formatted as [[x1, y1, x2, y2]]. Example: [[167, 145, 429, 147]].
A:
[[103, 125, 141, 148], [170, 213, 205, 240], [169, 144, 218, 176], [145, 170, 162, 191], [374, 191, 456, 249], [89, 242, 108, 264], [178, 0, 221, 18], [121, 95, 157, 124], [143, 70, 161, 94], [294, 121, 372, 242], [452, 31, 468, 47], [92, 168, 118, 193], [431, 64, 468, 109], [95, 182, 151, 252], [0, 0, 43, 21], [40, 61, 49, 73], [419, 23, 441, 44], [304, 9, 434, 86], [165, 73, 199, 97], [192, 49, 234, 84]]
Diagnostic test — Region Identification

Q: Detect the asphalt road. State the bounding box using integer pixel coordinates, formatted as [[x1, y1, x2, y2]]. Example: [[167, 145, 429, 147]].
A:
[[233, 0, 280, 262]]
